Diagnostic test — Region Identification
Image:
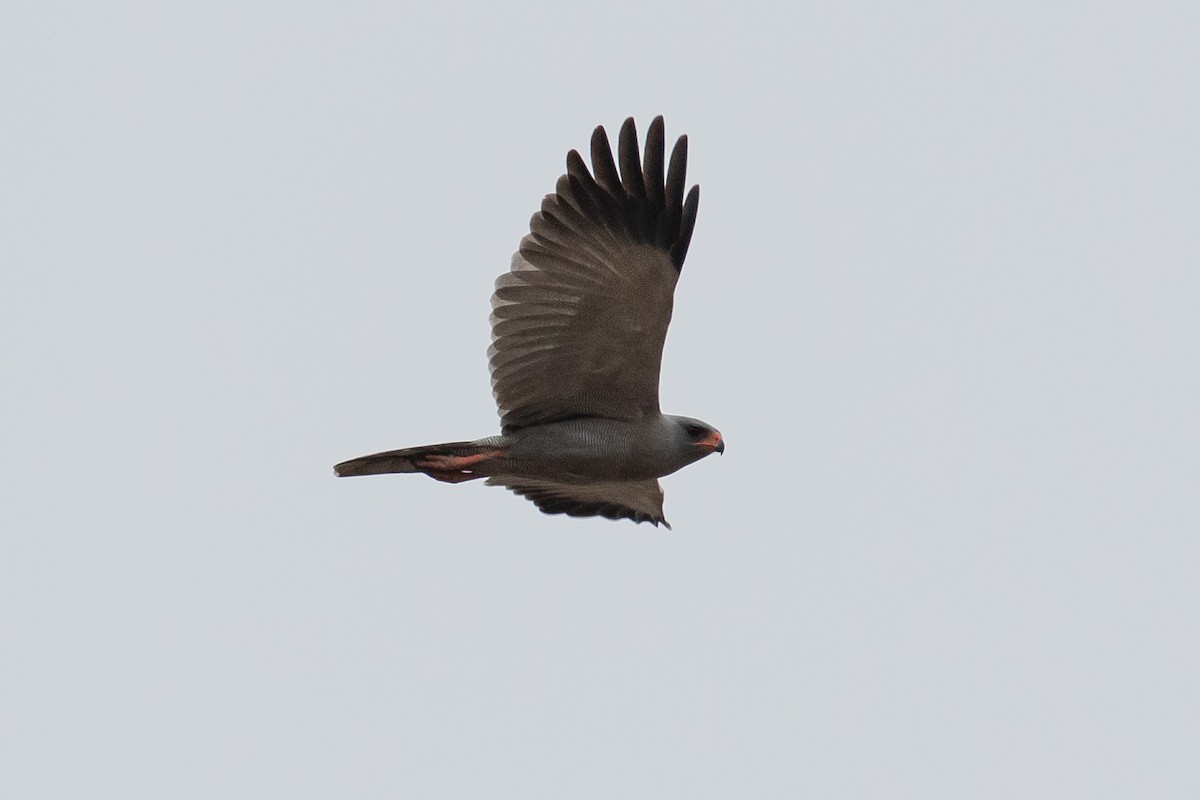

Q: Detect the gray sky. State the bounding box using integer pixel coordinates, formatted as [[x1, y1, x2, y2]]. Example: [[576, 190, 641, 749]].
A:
[[4, 1, 1198, 797]]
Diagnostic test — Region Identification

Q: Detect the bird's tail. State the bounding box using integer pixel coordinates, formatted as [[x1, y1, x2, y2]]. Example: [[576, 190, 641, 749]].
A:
[[333, 440, 504, 482]]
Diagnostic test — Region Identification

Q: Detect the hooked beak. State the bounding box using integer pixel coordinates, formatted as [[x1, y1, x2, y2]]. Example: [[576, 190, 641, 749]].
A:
[[698, 431, 725, 455]]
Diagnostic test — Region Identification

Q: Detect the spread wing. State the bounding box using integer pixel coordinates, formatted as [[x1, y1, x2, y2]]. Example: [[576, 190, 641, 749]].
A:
[[486, 477, 670, 528], [489, 116, 701, 433]]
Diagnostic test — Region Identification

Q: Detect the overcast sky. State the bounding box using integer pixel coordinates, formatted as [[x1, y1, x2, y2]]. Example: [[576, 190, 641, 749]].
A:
[[3, 1, 1198, 797]]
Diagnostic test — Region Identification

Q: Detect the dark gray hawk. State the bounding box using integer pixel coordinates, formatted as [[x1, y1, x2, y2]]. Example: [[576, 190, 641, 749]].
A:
[[335, 117, 723, 527]]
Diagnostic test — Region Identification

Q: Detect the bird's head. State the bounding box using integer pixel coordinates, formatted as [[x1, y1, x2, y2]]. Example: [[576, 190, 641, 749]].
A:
[[674, 416, 725, 457]]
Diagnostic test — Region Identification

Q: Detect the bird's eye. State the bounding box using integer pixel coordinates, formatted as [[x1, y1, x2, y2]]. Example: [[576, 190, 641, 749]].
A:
[[685, 424, 706, 438]]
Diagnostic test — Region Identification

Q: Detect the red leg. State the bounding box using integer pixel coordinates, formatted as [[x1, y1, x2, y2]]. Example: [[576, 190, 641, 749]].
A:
[[418, 449, 505, 483], [417, 450, 506, 471]]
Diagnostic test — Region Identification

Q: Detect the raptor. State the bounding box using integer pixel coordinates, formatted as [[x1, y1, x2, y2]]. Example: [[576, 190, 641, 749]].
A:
[[335, 117, 723, 527]]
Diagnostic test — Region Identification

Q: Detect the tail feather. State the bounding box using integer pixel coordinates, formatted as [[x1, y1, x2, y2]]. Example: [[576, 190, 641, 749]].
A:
[[334, 441, 491, 477]]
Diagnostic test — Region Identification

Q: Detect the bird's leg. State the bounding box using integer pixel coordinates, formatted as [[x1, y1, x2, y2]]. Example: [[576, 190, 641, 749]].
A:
[[417, 449, 506, 483]]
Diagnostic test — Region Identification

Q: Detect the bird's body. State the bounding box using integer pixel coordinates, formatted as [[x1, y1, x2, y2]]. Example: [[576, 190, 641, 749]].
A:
[[499, 416, 719, 482], [335, 117, 723, 527]]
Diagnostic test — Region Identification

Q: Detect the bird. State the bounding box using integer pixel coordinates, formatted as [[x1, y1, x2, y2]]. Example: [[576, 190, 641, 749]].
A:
[[334, 116, 723, 528]]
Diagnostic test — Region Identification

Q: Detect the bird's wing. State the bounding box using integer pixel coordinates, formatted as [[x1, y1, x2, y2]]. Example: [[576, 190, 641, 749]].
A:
[[489, 116, 701, 433], [487, 476, 670, 528]]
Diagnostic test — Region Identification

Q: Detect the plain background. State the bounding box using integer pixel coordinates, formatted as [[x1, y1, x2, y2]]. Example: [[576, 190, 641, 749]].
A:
[[3, 1, 1198, 797]]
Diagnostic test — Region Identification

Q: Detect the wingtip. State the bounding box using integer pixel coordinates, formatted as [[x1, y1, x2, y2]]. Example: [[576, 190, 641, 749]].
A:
[[591, 123, 610, 148], [646, 117, 665, 150]]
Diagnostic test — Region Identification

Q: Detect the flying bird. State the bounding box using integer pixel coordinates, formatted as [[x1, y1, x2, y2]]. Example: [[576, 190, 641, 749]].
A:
[[334, 116, 723, 527]]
